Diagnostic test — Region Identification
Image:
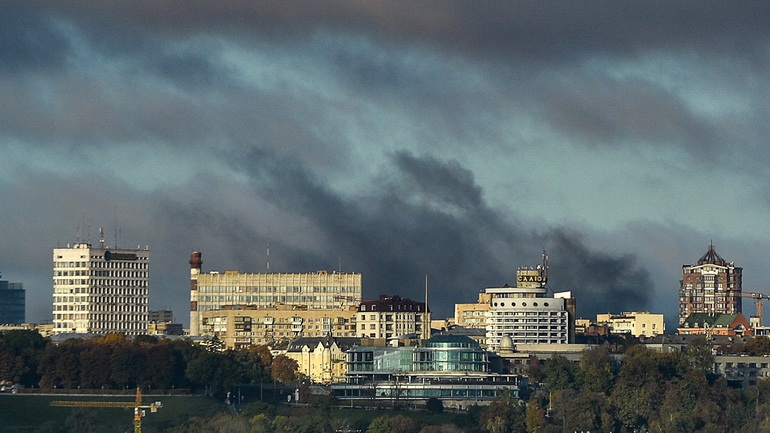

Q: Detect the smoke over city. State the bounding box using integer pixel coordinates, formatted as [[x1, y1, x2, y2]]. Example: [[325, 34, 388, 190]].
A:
[[3, 2, 770, 329]]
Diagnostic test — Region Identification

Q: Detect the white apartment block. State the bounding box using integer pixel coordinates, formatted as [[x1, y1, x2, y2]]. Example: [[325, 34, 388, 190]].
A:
[[485, 266, 574, 351], [53, 243, 149, 335]]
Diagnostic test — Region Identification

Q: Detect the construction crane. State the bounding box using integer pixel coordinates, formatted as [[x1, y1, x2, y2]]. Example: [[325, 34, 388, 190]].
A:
[[738, 292, 770, 326], [50, 388, 161, 433]]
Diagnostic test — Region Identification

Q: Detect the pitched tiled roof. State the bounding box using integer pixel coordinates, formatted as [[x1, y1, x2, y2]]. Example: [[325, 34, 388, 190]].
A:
[[681, 312, 740, 328]]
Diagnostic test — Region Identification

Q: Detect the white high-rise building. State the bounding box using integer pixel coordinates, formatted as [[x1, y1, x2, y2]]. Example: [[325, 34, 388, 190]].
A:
[[485, 257, 575, 352], [53, 242, 149, 335]]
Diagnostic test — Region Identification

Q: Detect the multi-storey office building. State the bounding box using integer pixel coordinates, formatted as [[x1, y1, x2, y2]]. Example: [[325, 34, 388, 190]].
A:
[[0, 277, 25, 324], [199, 304, 358, 348], [679, 244, 742, 325], [356, 295, 431, 340], [53, 243, 149, 335], [189, 251, 362, 336], [485, 265, 574, 352]]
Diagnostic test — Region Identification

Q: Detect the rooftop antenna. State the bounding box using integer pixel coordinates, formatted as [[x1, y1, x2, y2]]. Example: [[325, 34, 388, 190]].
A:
[[99, 227, 105, 248], [266, 243, 270, 271], [541, 249, 553, 294], [338, 257, 342, 273]]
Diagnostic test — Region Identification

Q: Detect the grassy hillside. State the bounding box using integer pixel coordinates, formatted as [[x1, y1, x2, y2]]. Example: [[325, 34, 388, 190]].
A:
[[0, 394, 227, 433]]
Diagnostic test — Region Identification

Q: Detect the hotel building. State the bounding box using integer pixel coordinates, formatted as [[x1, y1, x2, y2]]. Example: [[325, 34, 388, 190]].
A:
[[485, 262, 575, 351], [53, 242, 149, 335]]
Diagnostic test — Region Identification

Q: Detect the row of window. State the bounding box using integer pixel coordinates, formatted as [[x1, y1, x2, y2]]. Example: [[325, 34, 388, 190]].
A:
[[54, 260, 147, 268], [197, 285, 360, 294], [358, 314, 423, 321], [54, 278, 148, 287], [197, 295, 350, 304], [54, 270, 148, 277], [54, 303, 147, 312]]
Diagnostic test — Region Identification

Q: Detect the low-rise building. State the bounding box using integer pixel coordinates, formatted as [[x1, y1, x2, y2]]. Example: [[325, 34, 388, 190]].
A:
[[714, 355, 770, 388], [332, 334, 526, 408], [677, 312, 751, 336], [596, 311, 665, 338], [284, 335, 361, 384], [356, 295, 430, 340], [454, 292, 492, 329]]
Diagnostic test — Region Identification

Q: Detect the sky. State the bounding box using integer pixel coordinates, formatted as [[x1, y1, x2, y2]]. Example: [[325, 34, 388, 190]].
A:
[[3, 2, 770, 331]]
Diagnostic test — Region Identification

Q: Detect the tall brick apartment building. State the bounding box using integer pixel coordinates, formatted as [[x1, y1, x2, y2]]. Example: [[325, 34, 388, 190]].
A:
[[679, 244, 742, 325]]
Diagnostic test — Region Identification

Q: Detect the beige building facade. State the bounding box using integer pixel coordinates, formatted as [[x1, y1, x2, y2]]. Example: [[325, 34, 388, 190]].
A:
[[357, 295, 431, 340], [454, 292, 492, 329], [53, 243, 149, 336], [189, 251, 362, 336], [199, 305, 358, 349], [596, 311, 665, 337], [284, 335, 360, 384]]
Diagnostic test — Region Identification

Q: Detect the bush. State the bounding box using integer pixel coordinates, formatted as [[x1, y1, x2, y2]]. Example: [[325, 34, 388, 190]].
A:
[[426, 397, 444, 414]]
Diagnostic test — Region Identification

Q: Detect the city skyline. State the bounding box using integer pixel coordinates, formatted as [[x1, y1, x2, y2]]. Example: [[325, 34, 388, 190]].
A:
[[3, 3, 770, 329]]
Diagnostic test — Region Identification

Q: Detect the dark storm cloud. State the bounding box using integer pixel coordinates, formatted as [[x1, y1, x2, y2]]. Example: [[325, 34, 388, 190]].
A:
[[16, 2, 770, 68], [0, 3, 70, 72], [535, 73, 726, 156], [220, 148, 651, 317], [546, 229, 651, 315]]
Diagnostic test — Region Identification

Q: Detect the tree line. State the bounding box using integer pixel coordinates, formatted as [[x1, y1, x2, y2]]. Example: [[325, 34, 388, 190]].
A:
[[524, 337, 770, 433], [0, 330, 298, 396]]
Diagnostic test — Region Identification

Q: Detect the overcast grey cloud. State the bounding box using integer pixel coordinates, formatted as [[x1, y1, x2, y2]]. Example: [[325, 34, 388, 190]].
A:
[[2, 2, 770, 330]]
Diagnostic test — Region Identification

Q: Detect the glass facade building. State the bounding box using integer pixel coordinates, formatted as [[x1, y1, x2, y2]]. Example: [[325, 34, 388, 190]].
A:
[[332, 335, 526, 403], [0, 280, 25, 324]]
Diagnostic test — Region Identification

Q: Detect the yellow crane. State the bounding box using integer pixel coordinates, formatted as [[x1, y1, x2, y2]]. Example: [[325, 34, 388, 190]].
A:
[[737, 291, 770, 326], [50, 388, 161, 433]]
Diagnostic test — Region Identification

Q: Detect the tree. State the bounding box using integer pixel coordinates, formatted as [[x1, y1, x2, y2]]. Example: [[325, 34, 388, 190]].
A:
[[686, 336, 715, 375], [389, 415, 419, 433], [426, 397, 444, 414], [367, 416, 391, 433], [526, 356, 544, 384], [78, 343, 112, 389], [578, 347, 614, 394], [480, 390, 525, 433], [270, 355, 299, 384], [743, 337, 770, 356], [541, 355, 577, 391], [525, 400, 546, 433]]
